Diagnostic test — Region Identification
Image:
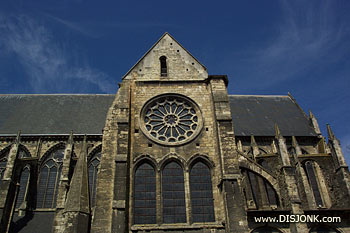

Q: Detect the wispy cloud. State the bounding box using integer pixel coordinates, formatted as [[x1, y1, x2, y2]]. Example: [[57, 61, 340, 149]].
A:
[[226, 0, 350, 91], [0, 14, 115, 93]]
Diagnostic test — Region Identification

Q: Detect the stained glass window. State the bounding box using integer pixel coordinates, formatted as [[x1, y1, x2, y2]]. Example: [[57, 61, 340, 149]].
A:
[[36, 148, 64, 209], [162, 162, 186, 223], [88, 151, 101, 207], [305, 161, 323, 207], [190, 162, 215, 222], [134, 162, 156, 224], [16, 166, 30, 209], [0, 150, 8, 185]]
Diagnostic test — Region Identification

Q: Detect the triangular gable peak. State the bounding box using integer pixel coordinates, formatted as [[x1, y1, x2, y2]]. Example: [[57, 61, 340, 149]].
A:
[[123, 33, 208, 81]]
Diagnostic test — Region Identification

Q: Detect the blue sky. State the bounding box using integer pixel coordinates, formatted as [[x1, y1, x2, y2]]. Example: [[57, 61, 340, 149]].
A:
[[0, 0, 349, 164]]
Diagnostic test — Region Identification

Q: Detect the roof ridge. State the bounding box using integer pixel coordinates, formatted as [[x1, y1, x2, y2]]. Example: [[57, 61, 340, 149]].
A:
[[228, 94, 289, 97]]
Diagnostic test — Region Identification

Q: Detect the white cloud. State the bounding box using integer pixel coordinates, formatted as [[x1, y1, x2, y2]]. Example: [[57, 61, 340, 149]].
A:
[[0, 14, 115, 93], [226, 0, 350, 91]]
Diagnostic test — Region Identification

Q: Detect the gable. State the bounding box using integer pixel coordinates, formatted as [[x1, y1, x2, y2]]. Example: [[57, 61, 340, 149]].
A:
[[123, 33, 208, 81]]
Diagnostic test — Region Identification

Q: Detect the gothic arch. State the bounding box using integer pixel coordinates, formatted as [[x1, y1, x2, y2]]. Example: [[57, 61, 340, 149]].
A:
[[301, 159, 331, 208], [158, 153, 186, 171], [88, 144, 102, 162], [187, 153, 215, 170], [18, 144, 31, 158], [250, 226, 284, 233], [133, 155, 157, 173], [239, 160, 280, 196], [39, 142, 66, 167]]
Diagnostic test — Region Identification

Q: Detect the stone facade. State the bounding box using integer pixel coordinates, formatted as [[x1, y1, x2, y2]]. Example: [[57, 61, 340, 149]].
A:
[[0, 33, 350, 233]]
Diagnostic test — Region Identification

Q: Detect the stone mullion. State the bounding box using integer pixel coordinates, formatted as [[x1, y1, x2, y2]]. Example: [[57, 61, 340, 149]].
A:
[[184, 168, 192, 224], [53, 134, 74, 233], [0, 133, 20, 233], [241, 170, 256, 210], [156, 169, 161, 225], [257, 176, 270, 209]]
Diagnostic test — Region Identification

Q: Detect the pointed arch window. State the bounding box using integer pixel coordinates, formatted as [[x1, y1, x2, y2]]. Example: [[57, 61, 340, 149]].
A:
[[304, 161, 323, 207], [15, 165, 30, 209], [0, 150, 9, 185], [242, 169, 279, 209], [190, 161, 215, 222], [88, 151, 101, 207], [36, 148, 64, 209], [160, 56, 167, 77], [134, 162, 156, 224], [162, 162, 186, 223]]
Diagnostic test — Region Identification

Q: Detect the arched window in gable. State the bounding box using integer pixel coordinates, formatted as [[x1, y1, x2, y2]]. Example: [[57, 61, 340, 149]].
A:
[[190, 161, 215, 222], [304, 161, 323, 207], [88, 151, 101, 208], [134, 162, 156, 224], [160, 56, 167, 77], [15, 165, 30, 209], [36, 147, 64, 209], [162, 161, 186, 223]]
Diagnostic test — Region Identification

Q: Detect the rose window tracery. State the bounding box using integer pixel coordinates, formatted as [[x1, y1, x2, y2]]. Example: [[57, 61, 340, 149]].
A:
[[140, 94, 203, 145]]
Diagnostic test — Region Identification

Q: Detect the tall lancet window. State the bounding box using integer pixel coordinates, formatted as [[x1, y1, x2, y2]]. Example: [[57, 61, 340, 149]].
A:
[[88, 151, 101, 207], [304, 161, 323, 207], [0, 149, 9, 185], [190, 161, 215, 222], [36, 148, 64, 209], [134, 162, 156, 224], [162, 162, 186, 223], [16, 165, 30, 209], [160, 56, 167, 77]]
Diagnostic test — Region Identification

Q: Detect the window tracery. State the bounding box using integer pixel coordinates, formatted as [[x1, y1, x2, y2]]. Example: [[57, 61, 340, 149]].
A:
[[190, 161, 215, 222], [162, 162, 186, 223], [134, 162, 156, 224], [88, 151, 101, 207], [15, 165, 30, 209], [141, 94, 203, 146], [304, 161, 323, 207], [36, 148, 64, 209]]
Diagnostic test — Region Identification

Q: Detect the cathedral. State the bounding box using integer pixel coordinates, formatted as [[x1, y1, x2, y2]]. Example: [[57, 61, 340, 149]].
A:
[[0, 33, 349, 233]]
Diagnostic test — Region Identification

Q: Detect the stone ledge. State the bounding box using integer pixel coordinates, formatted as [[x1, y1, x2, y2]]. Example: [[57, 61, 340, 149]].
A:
[[131, 222, 225, 231]]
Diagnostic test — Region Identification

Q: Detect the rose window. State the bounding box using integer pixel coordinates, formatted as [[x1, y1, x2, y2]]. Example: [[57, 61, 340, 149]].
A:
[[140, 94, 203, 145]]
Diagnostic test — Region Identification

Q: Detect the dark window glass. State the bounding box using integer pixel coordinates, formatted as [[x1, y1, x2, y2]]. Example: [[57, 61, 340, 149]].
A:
[[247, 171, 259, 208], [190, 161, 215, 222], [310, 226, 340, 233], [0, 151, 8, 185], [160, 56, 167, 77], [18, 149, 30, 158], [252, 226, 282, 232], [305, 161, 323, 207], [88, 152, 101, 207], [134, 162, 156, 224], [264, 181, 278, 206], [16, 166, 30, 209], [162, 162, 186, 223], [36, 148, 64, 209]]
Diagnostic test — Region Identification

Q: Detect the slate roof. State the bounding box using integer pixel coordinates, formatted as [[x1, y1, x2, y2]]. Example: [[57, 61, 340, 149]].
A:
[[229, 95, 317, 136], [0, 94, 114, 135], [0, 94, 317, 137]]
